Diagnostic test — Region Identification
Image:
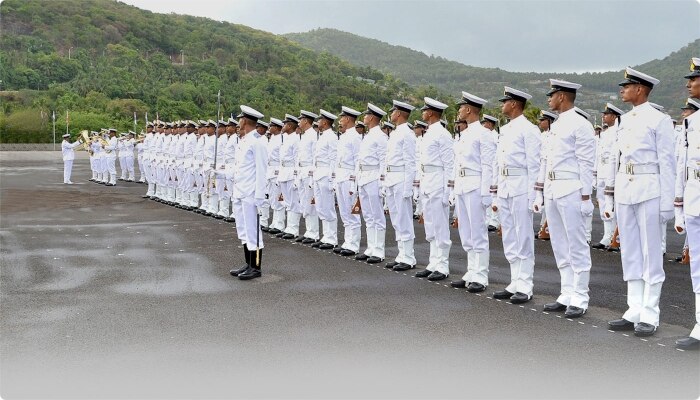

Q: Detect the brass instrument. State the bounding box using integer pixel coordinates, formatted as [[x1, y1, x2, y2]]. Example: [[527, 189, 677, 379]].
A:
[[76, 130, 91, 152]]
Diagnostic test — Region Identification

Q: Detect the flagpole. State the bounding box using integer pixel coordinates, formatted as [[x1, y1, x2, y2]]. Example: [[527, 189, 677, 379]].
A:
[[52, 111, 56, 151], [133, 112, 137, 132], [65, 110, 69, 137]]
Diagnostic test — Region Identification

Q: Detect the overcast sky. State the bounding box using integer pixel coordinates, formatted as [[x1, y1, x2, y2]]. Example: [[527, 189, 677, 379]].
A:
[[121, 0, 699, 73]]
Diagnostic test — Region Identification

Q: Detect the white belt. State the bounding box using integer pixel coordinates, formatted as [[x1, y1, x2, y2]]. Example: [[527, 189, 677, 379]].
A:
[[268, 161, 280, 166], [499, 167, 526, 176], [282, 161, 295, 167], [337, 162, 354, 170], [386, 165, 405, 172], [421, 164, 443, 173], [360, 164, 379, 171], [600, 156, 610, 164], [547, 170, 579, 180], [315, 161, 330, 167], [298, 161, 312, 167], [458, 167, 480, 177], [618, 163, 659, 175]]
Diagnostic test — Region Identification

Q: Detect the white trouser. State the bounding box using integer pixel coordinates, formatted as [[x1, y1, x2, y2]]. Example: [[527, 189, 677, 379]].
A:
[[300, 176, 319, 239], [456, 190, 489, 285], [314, 177, 337, 245], [387, 183, 416, 264], [232, 197, 264, 251], [497, 193, 535, 296], [137, 156, 145, 181], [280, 180, 302, 214], [63, 160, 73, 183], [336, 180, 361, 252], [360, 180, 386, 258], [106, 156, 117, 183], [539, 206, 547, 229], [421, 187, 451, 275], [617, 197, 665, 284], [118, 155, 126, 178], [687, 214, 700, 293], [545, 191, 592, 309], [660, 221, 668, 254]]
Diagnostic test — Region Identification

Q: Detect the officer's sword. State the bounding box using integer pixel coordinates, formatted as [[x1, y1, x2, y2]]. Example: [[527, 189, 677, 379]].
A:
[[256, 211, 261, 267]]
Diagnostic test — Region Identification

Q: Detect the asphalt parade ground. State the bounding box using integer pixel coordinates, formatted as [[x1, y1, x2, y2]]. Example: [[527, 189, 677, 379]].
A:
[[1, 152, 699, 399]]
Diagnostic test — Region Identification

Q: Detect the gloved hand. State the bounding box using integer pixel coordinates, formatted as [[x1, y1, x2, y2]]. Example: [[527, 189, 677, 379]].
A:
[[674, 208, 686, 234], [660, 210, 674, 224], [448, 190, 456, 207], [379, 185, 387, 198], [442, 188, 451, 206], [532, 191, 544, 214], [603, 195, 615, 219], [481, 195, 491, 208], [412, 187, 419, 203], [254, 197, 269, 209], [581, 199, 594, 217]]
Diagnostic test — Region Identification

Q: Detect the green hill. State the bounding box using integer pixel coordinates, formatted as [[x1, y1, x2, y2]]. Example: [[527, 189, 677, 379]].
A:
[[285, 28, 698, 115], [0, 0, 423, 142]]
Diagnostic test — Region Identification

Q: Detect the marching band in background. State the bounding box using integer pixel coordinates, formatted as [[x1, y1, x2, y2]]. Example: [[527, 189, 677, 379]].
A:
[[63, 58, 700, 350]]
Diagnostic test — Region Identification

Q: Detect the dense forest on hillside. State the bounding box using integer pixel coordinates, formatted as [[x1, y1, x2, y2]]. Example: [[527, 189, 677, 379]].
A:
[[0, 0, 438, 142], [286, 28, 698, 114]]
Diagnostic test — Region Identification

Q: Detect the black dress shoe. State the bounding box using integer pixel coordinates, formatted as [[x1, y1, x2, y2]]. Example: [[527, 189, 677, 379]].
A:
[[543, 302, 567, 312], [340, 249, 357, 256], [634, 322, 657, 337], [355, 254, 369, 261], [366, 256, 383, 264], [260, 226, 270, 232], [141, 195, 150, 198], [268, 228, 281, 234], [333, 246, 343, 254], [393, 263, 415, 271], [214, 215, 224, 219], [414, 269, 432, 278], [281, 233, 295, 239], [295, 236, 305, 243], [427, 271, 448, 281], [492, 289, 514, 299], [591, 242, 607, 250], [311, 241, 322, 248], [606, 246, 619, 253], [509, 292, 531, 304], [488, 225, 497, 232], [413, 215, 420, 220], [302, 237, 317, 245], [450, 280, 467, 288], [608, 318, 635, 331], [675, 255, 683, 262], [467, 282, 486, 293], [319, 243, 335, 250], [230, 264, 250, 277], [386, 261, 399, 268], [564, 306, 586, 318], [275, 231, 286, 237], [238, 268, 261, 280], [676, 336, 700, 350], [225, 217, 235, 223]]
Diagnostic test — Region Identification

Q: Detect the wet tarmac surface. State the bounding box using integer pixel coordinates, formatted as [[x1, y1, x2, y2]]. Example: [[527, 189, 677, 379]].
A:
[[1, 152, 698, 398]]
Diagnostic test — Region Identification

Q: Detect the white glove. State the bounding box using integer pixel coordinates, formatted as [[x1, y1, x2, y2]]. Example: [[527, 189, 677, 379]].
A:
[[603, 195, 615, 219], [442, 188, 451, 206], [448, 190, 456, 207], [379, 185, 387, 198], [674, 208, 686, 234], [412, 187, 419, 203], [532, 191, 544, 214], [660, 210, 674, 224], [481, 195, 491, 208], [581, 199, 594, 217]]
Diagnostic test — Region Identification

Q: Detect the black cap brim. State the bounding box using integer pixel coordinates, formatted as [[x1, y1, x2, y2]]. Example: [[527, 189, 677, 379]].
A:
[[684, 71, 700, 79]]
